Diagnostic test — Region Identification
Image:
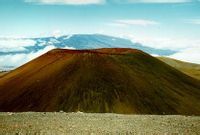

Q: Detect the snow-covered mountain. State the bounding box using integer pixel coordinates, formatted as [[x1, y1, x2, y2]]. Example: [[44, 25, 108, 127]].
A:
[[0, 34, 176, 56], [0, 34, 177, 71]]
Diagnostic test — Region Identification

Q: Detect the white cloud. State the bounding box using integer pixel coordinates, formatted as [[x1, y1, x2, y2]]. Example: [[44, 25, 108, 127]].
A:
[[63, 46, 76, 49], [112, 19, 159, 27], [123, 34, 200, 64], [25, 0, 105, 5], [169, 47, 200, 64], [151, 54, 159, 57], [0, 39, 36, 52], [0, 45, 56, 68], [125, 34, 200, 50], [0, 47, 27, 53], [0, 44, 76, 68]]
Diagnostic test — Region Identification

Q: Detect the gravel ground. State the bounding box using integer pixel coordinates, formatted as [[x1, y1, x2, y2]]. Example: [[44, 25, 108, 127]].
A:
[[0, 112, 200, 135]]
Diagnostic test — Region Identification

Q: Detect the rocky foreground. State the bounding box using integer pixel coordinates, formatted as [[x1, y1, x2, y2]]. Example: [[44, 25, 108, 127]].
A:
[[0, 112, 200, 135]]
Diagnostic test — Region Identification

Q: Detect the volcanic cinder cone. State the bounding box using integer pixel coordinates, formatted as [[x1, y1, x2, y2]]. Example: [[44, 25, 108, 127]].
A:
[[0, 48, 200, 115]]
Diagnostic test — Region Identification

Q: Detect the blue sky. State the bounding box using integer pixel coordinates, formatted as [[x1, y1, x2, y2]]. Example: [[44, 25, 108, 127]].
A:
[[1, 0, 200, 38], [0, 0, 200, 65]]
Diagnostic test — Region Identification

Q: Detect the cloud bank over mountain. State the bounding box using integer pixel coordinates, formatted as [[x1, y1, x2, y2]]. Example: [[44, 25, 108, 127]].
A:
[[0, 39, 36, 52], [0, 34, 199, 71], [0, 45, 56, 68], [169, 47, 200, 64]]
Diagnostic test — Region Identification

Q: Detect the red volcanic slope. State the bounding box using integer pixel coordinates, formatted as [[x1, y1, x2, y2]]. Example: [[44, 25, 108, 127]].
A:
[[0, 48, 200, 114]]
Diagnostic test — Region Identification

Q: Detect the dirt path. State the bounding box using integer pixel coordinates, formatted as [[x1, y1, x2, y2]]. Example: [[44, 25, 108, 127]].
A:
[[0, 112, 200, 135]]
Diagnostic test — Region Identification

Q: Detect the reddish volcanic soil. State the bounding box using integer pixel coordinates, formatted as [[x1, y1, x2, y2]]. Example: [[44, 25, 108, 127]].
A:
[[0, 48, 200, 115]]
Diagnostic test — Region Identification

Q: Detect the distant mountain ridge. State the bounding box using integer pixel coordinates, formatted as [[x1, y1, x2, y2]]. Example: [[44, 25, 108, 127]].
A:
[[0, 34, 177, 71], [0, 34, 176, 56]]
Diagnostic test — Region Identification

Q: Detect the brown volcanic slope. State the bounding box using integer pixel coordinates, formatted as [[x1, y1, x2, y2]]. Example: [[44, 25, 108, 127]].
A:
[[0, 71, 8, 78], [0, 48, 200, 115]]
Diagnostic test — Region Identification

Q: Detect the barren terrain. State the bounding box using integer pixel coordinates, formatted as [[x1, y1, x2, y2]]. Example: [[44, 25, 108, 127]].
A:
[[158, 57, 200, 80], [0, 112, 200, 135]]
